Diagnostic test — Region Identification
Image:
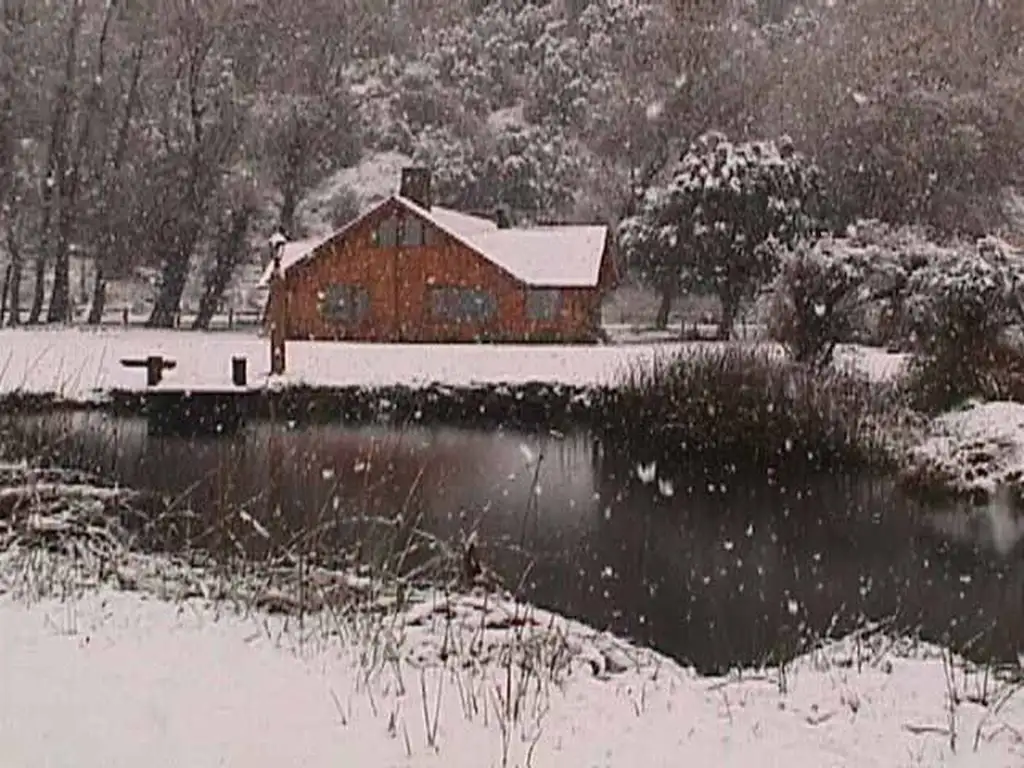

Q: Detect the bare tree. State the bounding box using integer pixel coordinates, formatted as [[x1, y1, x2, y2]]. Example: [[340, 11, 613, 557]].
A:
[[47, 0, 122, 323], [146, 0, 245, 328], [1, 140, 42, 326], [0, 0, 43, 326], [84, 36, 145, 326], [251, 0, 364, 236], [25, 0, 84, 324], [192, 178, 259, 330]]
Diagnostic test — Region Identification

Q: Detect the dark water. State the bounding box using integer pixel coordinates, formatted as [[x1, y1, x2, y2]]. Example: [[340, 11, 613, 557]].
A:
[[8, 412, 1024, 674]]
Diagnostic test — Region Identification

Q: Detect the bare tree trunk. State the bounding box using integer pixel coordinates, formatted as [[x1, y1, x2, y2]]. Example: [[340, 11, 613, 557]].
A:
[[87, 38, 145, 326], [0, 261, 10, 325], [49, 0, 113, 324], [5, 233, 22, 326], [718, 291, 740, 341], [26, 256, 46, 323], [47, 207, 74, 323], [279, 180, 299, 238], [86, 260, 106, 325], [193, 206, 253, 330], [28, 0, 82, 324], [655, 279, 676, 330], [148, 223, 201, 328]]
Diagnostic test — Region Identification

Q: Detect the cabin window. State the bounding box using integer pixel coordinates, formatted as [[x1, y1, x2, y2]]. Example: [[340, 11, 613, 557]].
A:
[[401, 216, 424, 247], [372, 215, 399, 247], [429, 286, 497, 323], [319, 283, 371, 325], [525, 288, 563, 321], [423, 225, 440, 246]]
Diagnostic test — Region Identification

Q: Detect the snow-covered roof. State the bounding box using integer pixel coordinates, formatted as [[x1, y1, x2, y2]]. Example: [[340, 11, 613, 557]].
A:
[[260, 196, 609, 289], [397, 196, 608, 288], [463, 226, 607, 288], [426, 205, 499, 238]]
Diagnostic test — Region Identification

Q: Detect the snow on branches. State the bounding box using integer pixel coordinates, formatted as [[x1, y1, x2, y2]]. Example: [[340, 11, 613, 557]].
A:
[[900, 234, 1024, 410], [905, 235, 1024, 349], [413, 123, 581, 218], [768, 236, 887, 367], [619, 131, 823, 337]]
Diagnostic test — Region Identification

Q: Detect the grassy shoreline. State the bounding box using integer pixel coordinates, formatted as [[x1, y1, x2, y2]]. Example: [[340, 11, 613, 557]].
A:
[[3, 461, 1024, 767]]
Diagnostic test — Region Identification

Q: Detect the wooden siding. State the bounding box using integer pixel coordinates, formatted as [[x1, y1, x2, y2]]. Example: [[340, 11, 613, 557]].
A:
[[272, 200, 607, 343]]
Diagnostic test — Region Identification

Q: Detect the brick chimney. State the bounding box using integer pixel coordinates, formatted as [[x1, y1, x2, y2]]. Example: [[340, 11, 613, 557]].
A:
[[494, 203, 512, 229], [400, 167, 433, 209]]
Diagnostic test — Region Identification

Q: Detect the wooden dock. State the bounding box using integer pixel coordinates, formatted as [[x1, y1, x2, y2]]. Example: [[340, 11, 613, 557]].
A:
[[121, 354, 259, 437]]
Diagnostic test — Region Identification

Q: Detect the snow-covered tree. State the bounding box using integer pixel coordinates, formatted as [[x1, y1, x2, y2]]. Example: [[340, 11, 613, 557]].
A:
[[620, 131, 824, 337], [413, 122, 581, 219], [767, 236, 902, 368], [617, 186, 701, 328]]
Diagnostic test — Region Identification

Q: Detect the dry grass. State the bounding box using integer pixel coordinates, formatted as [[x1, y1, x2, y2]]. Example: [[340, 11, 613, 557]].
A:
[[603, 345, 909, 474]]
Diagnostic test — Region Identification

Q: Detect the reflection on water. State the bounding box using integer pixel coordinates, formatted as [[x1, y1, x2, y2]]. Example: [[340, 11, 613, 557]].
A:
[[9, 411, 1024, 674]]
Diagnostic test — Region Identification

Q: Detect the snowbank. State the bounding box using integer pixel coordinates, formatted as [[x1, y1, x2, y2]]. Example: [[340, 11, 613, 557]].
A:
[[0, 328, 907, 402], [902, 401, 1024, 501], [2, 590, 1021, 768]]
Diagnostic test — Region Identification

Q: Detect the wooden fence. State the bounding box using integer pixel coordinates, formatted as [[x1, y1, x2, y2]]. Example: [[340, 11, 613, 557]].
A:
[[0, 306, 265, 331]]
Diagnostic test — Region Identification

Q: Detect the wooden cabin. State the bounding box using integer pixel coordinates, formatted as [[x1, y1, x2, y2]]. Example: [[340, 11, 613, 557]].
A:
[[260, 168, 617, 344]]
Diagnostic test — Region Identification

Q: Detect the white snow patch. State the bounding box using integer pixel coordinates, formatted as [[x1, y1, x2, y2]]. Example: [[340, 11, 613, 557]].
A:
[[466, 225, 608, 288], [1, 591, 1021, 767], [486, 105, 526, 132], [0, 328, 677, 399], [256, 233, 335, 286], [905, 401, 1024, 498], [832, 344, 909, 383], [427, 205, 500, 238], [299, 150, 413, 235], [0, 330, 910, 401]]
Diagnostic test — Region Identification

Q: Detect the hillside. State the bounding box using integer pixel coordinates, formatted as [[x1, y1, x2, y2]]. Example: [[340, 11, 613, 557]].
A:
[[0, 0, 1021, 326]]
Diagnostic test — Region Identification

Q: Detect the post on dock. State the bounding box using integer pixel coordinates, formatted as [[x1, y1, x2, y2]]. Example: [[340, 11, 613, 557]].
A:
[[232, 356, 247, 387], [146, 355, 165, 387]]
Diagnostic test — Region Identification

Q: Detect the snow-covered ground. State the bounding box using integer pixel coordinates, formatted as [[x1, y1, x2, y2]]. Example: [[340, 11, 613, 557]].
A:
[[0, 327, 907, 401], [3, 586, 1022, 767], [903, 401, 1024, 499]]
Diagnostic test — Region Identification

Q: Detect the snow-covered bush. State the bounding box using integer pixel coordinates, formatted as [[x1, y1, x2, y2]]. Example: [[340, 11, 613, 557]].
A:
[[767, 236, 901, 368], [832, 220, 953, 348], [617, 186, 699, 328], [903, 236, 1024, 411], [620, 131, 824, 338], [523, 30, 592, 128]]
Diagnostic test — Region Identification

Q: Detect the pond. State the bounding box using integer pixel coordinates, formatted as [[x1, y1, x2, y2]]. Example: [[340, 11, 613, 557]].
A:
[[7, 411, 1024, 675]]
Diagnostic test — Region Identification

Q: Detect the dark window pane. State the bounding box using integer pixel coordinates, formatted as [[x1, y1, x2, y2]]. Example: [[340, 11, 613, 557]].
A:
[[375, 215, 398, 247], [402, 217, 424, 247], [319, 284, 371, 325], [428, 286, 497, 323], [526, 288, 562, 321]]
